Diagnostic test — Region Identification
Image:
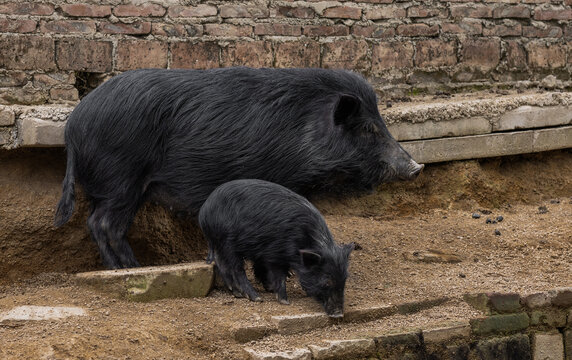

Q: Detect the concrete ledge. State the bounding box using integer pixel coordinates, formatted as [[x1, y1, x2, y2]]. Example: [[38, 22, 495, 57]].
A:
[[402, 126, 572, 164], [75, 262, 214, 302], [1, 92, 571, 163]]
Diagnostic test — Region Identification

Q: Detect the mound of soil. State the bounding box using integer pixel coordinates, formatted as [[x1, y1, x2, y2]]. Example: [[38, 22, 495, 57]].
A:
[[0, 149, 570, 359]]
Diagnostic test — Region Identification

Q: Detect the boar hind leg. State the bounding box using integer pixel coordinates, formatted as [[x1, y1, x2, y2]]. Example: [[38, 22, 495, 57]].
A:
[[253, 262, 271, 292], [87, 200, 140, 269]]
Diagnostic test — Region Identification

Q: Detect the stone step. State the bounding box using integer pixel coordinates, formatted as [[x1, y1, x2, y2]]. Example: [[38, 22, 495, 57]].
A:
[[75, 262, 214, 302]]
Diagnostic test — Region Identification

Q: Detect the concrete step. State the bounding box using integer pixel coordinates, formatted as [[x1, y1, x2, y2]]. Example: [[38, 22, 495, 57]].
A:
[[75, 262, 214, 302]]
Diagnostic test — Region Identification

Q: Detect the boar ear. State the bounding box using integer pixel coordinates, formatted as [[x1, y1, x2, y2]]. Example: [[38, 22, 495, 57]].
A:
[[333, 95, 361, 127], [300, 250, 322, 268]]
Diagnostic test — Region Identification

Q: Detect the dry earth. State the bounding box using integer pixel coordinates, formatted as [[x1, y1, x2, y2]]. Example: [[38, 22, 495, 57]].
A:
[[0, 148, 571, 359]]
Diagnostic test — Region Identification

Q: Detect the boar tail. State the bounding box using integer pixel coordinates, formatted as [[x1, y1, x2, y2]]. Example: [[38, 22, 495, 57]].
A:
[[54, 150, 76, 227]]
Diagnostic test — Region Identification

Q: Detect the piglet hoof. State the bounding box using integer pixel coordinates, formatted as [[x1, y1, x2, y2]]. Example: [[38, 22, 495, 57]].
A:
[[232, 289, 245, 298], [252, 296, 263, 303], [278, 299, 290, 305]]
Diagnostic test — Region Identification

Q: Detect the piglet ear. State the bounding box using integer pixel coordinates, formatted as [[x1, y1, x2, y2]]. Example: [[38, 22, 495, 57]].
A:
[[333, 94, 361, 126], [300, 250, 322, 268], [342, 243, 354, 258]]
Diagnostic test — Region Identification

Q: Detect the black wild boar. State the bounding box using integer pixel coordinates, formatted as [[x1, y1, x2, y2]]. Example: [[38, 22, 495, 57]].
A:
[[54, 67, 423, 269], [199, 179, 353, 317]]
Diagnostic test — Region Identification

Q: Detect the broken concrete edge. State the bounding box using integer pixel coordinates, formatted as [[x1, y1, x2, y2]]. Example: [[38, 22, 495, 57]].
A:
[[383, 91, 572, 126], [75, 262, 214, 302]]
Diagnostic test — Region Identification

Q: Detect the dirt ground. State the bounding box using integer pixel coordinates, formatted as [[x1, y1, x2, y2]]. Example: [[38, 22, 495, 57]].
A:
[[0, 148, 571, 359]]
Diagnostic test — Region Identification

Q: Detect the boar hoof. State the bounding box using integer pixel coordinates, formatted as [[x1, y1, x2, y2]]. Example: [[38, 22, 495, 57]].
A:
[[278, 298, 290, 305]]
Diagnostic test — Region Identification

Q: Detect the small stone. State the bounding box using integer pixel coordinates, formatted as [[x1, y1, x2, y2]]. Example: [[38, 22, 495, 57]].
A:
[[486, 218, 492, 224], [386, 100, 392, 108], [479, 209, 492, 215], [459, 273, 466, 278], [494, 229, 501, 236], [472, 213, 481, 219], [496, 215, 503, 222], [549, 199, 560, 204], [538, 206, 548, 214]]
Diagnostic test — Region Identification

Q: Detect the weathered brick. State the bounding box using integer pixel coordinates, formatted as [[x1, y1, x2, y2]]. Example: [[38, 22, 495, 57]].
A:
[[221, 41, 272, 68], [171, 42, 220, 69], [487, 292, 520, 313], [470, 313, 529, 335], [352, 25, 395, 38], [116, 40, 168, 71], [415, 39, 457, 67], [530, 309, 567, 327], [254, 23, 301, 36], [99, 21, 151, 35], [441, 21, 482, 35], [372, 41, 414, 71], [474, 334, 531, 360], [277, 6, 315, 18], [493, 5, 530, 18], [527, 41, 566, 68], [533, 8, 572, 20], [483, 23, 522, 36], [204, 24, 252, 37], [0, 35, 55, 71], [220, 4, 269, 18], [397, 24, 439, 37], [484, 0, 520, 3], [323, 6, 362, 19], [40, 20, 96, 34], [167, 5, 217, 18], [462, 38, 501, 70], [0, 108, 15, 126], [523, 26, 563, 38], [408, 6, 447, 18], [275, 40, 320, 68], [549, 287, 572, 307], [365, 7, 406, 20], [322, 40, 369, 71], [505, 40, 527, 69], [451, 5, 493, 18], [56, 38, 112, 72], [303, 25, 349, 37], [0, 87, 47, 105], [0, 71, 28, 87], [61, 4, 111, 17], [533, 333, 564, 360], [113, 3, 166, 17], [33, 73, 75, 88], [152, 23, 201, 38], [0, 19, 36, 33], [49, 87, 78, 102], [0, 2, 54, 15], [565, 330, 572, 360], [376, 331, 423, 358], [272, 313, 330, 335], [356, 0, 393, 3]]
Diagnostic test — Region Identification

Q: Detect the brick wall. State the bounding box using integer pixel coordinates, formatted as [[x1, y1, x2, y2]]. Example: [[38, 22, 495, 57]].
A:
[[0, 0, 571, 104]]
